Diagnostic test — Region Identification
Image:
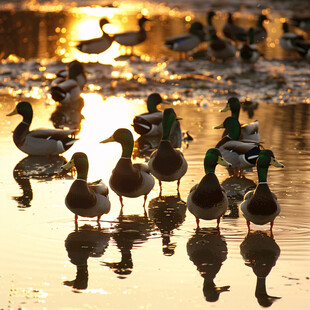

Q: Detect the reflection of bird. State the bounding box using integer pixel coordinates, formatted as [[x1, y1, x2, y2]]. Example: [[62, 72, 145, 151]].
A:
[[148, 195, 186, 256], [241, 99, 258, 119], [240, 231, 281, 307], [214, 117, 260, 177], [187, 228, 230, 302], [165, 21, 205, 60], [114, 16, 149, 55], [13, 155, 68, 208], [75, 18, 114, 54], [219, 97, 260, 142], [62, 152, 111, 228], [208, 29, 236, 61], [64, 225, 110, 290], [7, 101, 78, 156], [100, 129, 154, 214], [240, 150, 284, 231], [187, 148, 230, 229], [252, 14, 268, 43], [223, 12, 248, 43], [148, 108, 187, 197], [103, 214, 151, 276]]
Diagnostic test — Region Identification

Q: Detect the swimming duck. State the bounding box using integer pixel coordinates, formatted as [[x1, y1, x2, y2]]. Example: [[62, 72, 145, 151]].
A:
[[208, 28, 236, 61], [279, 22, 309, 57], [223, 12, 248, 43], [219, 97, 260, 142], [165, 21, 205, 60], [148, 108, 188, 197], [239, 28, 261, 66], [187, 148, 231, 229], [7, 101, 78, 156], [76, 18, 114, 54], [62, 152, 111, 228], [100, 128, 155, 213], [214, 117, 260, 177], [240, 150, 284, 231], [114, 16, 149, 54], [252, 14, 268, 43]]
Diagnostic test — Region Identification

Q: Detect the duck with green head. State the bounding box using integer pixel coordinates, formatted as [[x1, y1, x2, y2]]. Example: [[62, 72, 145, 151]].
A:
[[240, 150, 284, 232], [187, 148, 231, 229], [239, 27, 261, 65], [148, 108, 188, 197], [100, 128, 155, 214], [62, 152, 111, 229], [214, 116, 260, 177], [252, 14, 268, 43], [219, 97, 260, 142], [7, 101, 78, 156], [222, 12, 248, 43]]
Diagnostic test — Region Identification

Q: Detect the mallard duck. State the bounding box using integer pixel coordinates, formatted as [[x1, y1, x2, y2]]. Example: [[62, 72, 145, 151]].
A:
[[100, 128, 155, 213], [114, 16, 149, 54], [165, 21, 205, 59], [252, 14, 268, 43], [239, 28, 261, 65], [204, 11, 216, 35], [223, 12, 248, 43], [219, 97, 260, 142], [240, 150, 284, 231], [62, 152, 111, 228], [7, 101, 78, 156], [187, 148, 231, 229], [291, 15, 310, 32], [148, 108, 188, 197], [279, 22, 309, 56], [208, 28, 236, 61], [76, 18, 114, 54], [214, 117, 260, 177]]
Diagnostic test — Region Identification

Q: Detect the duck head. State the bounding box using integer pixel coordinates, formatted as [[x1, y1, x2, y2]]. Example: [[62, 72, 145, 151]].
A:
[[7, 101, 33, 124], [162, 108, 182, 141], [99, 18, 110, 30], [257, 14, 268, 26], [204, 148, 231, 174], [62, 152, 89, 180], [100, 128, 134, 158], [189, 22, 205, 40], [220, 97, 241, 118], [206, 11, 216, 25], [139, 16, 149, 26], [282, 22, 290, 34], [68, 61, 85, 80], [146, 93, 168, 113]]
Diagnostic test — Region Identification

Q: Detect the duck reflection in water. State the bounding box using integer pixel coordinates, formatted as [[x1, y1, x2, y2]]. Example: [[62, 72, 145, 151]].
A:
[[64, 224, 110, 290], [148, 195, 186, 256], [187, 228, 230, 302], [102, 214, 153, 278], [12, 155, 71, 208], [240, 231, 281, 307]]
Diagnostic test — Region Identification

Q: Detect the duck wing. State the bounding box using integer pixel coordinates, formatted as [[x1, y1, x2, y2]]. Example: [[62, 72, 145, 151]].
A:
[[222, 140, 258, 154]]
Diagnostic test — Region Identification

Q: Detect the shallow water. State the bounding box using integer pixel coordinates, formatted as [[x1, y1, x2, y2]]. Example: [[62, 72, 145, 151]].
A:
[[0, 1, 310, 309]]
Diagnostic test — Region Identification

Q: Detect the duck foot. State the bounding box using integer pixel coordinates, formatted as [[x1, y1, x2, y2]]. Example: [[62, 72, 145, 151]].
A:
[[159, 181, 163, 198], [177, 179, 181, 198], [75, 215, 79, 231]]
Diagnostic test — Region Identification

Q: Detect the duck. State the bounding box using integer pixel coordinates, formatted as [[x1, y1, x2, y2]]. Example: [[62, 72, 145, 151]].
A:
[[187, 148, 231, 229], [219, 97, 260, 142], [214, 117, 261, 177], [75, 18, 114, 54], [239, 27, 261, 66], [222, 12, 248, 43], [240, 150, 284, 232], [61, 152, 110, 228], [7, 101, 78, 156], [100, 128, 155, 213], [279, 22, 309, 57], [252, 14, 268, 43], [165, 21, 205, 60], [204, 11, 216, 35], [291, 15, 310, 32], [207, 28, 236, 61], [148, 108, 188, 197], [114, 16, 149, 54]]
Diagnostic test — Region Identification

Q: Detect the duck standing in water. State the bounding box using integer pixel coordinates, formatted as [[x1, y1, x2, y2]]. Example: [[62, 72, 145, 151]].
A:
[[222, 12, 248, 43], [187, 148, 231, 229], [114, 16, 149, 55], [100, 128, 154, 214], [75, 18, 114, 54], [62, 152, 111, 229], [7, 101, 78, 156], [240, 150, 284, 232], [148, 108, 187, 197], [252, 14, 268, 43]]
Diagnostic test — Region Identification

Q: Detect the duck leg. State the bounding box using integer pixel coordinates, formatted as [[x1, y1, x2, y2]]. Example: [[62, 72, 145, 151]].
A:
[[74, 214, 79, 231], [159, 181, 163, 198], [270, 220, 274, 232], [247, 220, 251, 231], [143, 195, 148, 217], [119, 196, 124, 216], [177, 179, 181, 198], [196, 217, 200, 228], [97, 215, 102, 230]]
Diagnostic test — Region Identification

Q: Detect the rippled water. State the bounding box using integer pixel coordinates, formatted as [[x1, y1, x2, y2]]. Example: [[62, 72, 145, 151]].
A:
[[0, 1, 310, 309]]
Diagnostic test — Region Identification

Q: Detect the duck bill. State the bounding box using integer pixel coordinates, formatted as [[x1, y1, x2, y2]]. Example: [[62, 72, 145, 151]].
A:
[[6, 107, 18, 116], [270, 157, 284, 168], [220, 104, 230, 113], [100, 136, 115, 144], [176, 116, 183, 120], [61, 160, 75, 170], [213, 123, 224, 129], [217, 156, 231, 167]]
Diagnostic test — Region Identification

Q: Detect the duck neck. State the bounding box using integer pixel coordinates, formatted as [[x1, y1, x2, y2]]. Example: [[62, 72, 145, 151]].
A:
[[162, 118, 173, 141], [21, 110, 33, 126], [147, 101, 159, 113], [120, 140, 134, 158], [231, 107, 240, 119], [76, 158, 89, 181], [257, 166, 268, 183]]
